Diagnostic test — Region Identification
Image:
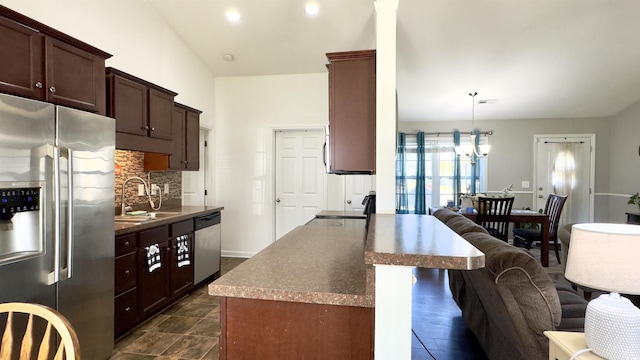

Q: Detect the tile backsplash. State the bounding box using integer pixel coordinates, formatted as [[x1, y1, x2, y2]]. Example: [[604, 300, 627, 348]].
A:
[[115, 150, 181, 213]]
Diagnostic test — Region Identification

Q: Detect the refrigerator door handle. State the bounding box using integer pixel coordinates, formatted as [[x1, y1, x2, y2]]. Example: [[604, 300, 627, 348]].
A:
[[51, 145, 61, 284], [60, 147, 73, 281]]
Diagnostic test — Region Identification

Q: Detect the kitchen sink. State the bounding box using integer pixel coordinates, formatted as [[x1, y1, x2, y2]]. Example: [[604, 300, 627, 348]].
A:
[[114, 215, 154, 224], [151, 211, 182, 218]]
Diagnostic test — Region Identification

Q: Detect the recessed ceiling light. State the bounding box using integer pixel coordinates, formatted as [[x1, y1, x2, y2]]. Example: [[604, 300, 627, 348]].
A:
[[304, 3, 319, 16], [223, 54, 235, 62], [226, 10, 240, 23]]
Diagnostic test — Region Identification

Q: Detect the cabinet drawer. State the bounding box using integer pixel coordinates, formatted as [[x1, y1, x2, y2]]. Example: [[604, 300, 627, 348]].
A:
[[115, 233, 136, 257], [139, 225, 169, 248], [114, 288, 138, 336], [115, 252, 137, 295], [171, 219, 194, 237]]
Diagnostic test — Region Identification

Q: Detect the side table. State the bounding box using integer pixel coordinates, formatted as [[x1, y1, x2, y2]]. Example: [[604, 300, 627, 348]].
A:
[[544, 331, 604, 360], [626, 212, 640, 225]]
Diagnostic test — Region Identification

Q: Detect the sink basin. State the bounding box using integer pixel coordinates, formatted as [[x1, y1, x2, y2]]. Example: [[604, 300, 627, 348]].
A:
[[150, 211, 182, 218], [114, 215, 154, 224]]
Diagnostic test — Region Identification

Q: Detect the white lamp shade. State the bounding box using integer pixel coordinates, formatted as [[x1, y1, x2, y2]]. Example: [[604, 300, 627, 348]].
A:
[[565, 223, 640, 295]]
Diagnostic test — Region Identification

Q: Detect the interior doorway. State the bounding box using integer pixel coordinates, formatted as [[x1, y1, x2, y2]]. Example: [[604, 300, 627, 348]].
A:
[[534, 134, 595, 224], [274, 129, 326, 241]]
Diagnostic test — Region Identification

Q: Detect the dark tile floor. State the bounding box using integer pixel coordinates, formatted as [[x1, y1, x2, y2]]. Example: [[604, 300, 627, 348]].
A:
[[111, 258, 491, 359]]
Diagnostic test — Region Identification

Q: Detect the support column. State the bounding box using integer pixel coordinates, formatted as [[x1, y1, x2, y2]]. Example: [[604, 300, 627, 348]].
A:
[[374, 0, 399, 214], [374, 264, 415, 360]]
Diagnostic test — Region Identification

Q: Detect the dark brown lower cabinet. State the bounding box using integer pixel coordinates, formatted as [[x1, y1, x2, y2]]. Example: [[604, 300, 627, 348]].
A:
[[220, 297, 374, 359], [137, 240, 170, 319]]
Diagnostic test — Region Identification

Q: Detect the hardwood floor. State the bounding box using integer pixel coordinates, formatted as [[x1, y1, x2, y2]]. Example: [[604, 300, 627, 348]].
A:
[[111, 258, 487, 360]]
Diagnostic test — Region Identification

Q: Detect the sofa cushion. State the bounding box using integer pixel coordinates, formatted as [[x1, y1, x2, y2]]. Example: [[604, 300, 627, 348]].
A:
[[433, 209, 489, 236], [461, 232, 563, 327]]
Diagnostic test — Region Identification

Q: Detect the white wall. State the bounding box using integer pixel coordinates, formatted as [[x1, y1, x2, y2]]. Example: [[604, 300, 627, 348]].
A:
[[215, 73, 332, 256], [609, 98, 640, 221]]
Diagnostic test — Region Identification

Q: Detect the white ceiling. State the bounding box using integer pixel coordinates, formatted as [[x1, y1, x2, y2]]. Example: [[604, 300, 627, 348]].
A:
[[146, 0, 640, 122]]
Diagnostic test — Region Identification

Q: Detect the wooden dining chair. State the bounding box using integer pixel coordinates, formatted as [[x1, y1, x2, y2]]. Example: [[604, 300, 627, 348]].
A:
[[0, 302, 80, 360], [513, 194, 567, 264], [475, 197, 515, 241]]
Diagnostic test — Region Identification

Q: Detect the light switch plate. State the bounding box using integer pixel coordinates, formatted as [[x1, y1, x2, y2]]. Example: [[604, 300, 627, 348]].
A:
[[164, 183, 169, 194], [521, 181, 530, 189], [138, 184, 145, 196]]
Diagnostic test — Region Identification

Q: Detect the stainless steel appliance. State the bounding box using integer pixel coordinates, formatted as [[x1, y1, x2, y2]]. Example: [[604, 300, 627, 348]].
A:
[[0, 93, 115, 359], [194, 211, 221, 285]]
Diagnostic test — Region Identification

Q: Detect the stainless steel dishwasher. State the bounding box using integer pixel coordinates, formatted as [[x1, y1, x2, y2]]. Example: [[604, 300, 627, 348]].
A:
[[194, 211, 221, 285]]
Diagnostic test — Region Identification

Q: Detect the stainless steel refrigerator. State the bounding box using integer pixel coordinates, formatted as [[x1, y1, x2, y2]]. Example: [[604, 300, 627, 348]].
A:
[[0, 93, 114, 359]]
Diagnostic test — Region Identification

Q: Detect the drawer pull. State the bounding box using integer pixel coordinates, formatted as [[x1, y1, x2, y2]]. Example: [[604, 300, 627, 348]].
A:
[[124, 307, 131, 312], [35, 81, 43, 89], [124, 269, 130, 275], [124, 241, 130, 247]]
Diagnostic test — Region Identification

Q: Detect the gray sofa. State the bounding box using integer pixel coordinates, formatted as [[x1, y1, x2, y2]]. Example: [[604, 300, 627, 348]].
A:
[[433, 208, 587, 360]]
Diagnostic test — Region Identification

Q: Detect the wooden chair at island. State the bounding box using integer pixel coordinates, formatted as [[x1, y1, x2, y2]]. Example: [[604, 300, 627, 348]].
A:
[[0, 302, 80, 360], [475, 197, 515, 242], [513, 194, 567, 264]]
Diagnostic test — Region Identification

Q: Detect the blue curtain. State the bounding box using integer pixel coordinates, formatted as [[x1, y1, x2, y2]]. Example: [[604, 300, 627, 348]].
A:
[[415, 132, 426, 214], [396, 132, 409, 213], [470, 130, 480, 194], [453, 130, 461, 205]]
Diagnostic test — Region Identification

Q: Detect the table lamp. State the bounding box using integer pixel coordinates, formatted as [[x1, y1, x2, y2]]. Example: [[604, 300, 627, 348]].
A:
[[565, 223, 640, 360]]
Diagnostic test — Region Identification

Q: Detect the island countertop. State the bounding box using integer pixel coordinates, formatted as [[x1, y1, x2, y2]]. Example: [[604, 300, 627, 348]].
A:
[[365, 214, 485, 269], [209, 218, 375, 308]]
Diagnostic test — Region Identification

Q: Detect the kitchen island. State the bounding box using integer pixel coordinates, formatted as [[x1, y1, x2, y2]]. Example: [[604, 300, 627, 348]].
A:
[[208, 214, 484, 359]]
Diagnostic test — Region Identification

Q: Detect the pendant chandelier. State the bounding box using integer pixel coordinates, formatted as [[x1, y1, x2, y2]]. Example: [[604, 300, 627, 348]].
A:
[[454, 92, 491, 164]]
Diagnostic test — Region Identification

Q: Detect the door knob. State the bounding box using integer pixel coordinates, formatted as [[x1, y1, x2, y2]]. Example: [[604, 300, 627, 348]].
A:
[[538, 195, 544, 198], [538, 187, 543, 191], [276, 198, 281, 203], [347, 200, 352, 204]]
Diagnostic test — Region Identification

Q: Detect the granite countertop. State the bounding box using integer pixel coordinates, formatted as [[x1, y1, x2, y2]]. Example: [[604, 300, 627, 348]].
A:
[[114, 205, 224, 236], [209, 218, 375, 308], [365, 214, 485, 269], [208, 213, 485, 309], [315, 210, 367, 219]]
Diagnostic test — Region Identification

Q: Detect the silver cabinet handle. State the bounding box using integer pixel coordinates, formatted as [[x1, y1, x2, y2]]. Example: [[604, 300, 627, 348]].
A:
[[347, 200, 352, 204], [144, 125, 150, 130], [35, 81, 43, 89], [276, 198, 281, 203], [125, 307, 131, 312], [49, 86, 56, 93]]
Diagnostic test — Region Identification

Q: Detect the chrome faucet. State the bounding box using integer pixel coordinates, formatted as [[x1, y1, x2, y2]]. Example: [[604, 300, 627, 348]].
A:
[[121, 176, 149, 216]]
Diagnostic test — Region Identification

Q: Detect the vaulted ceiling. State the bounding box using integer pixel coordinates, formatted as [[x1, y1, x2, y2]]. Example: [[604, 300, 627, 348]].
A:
[[146, 0, 640, 122]]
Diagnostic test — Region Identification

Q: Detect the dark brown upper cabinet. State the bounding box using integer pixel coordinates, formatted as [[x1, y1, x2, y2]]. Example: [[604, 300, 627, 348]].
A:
[[145, 102, 201, 171], [106, 67, 177, 154], [0, 5, 111, 114], [326, 49, 376, 175]]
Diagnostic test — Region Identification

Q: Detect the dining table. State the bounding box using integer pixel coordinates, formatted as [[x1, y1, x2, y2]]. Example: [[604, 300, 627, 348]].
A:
[[462, 209, 551, 267]]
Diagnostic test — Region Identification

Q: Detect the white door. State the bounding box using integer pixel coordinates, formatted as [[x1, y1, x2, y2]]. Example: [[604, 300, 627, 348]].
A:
[[534, 134, 594, 224], [275, 129, 326, 240], [182, 128, 208, 206], [344, 175, 376, 211]]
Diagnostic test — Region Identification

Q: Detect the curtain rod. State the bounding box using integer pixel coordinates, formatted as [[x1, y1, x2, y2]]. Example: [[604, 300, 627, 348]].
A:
[[402, 130, 494, 136]]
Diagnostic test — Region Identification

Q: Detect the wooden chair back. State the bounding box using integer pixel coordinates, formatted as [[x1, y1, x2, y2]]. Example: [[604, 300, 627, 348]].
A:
[[475, 197, 515, 241], [0, 302, 80, 360], [544, 194, 568, 243]]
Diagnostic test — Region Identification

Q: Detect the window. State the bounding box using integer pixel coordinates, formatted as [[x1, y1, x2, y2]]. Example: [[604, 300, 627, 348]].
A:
[[396, 133, 487, 212]]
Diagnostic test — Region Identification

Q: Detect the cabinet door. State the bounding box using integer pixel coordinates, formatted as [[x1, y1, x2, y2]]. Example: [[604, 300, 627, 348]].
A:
[[45, 37, 106, 114], [108, 74, 148, 136], [148, 88, 174, 140], [169, 107, 186, 169], [169, 234, 194, 300], [185, 110, 200, 170], [0, 16, 45, 100], [138, 241, 170, 319], [328, 50, 376, 173]]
